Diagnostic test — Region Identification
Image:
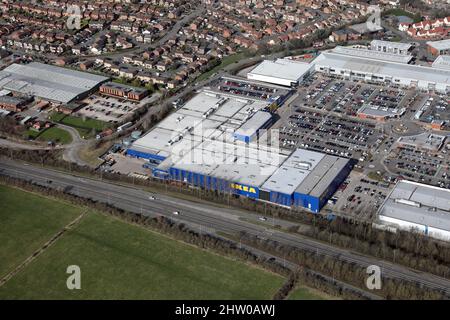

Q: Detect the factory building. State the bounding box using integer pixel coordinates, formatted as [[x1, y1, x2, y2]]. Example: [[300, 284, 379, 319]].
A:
[[247, 58, 314, 87], [377, 180, 450, 242], [370, 40, 413, 55], [0, 95, 30, 112], [127, 88, 352, 213], [0, 63, 109, 104]]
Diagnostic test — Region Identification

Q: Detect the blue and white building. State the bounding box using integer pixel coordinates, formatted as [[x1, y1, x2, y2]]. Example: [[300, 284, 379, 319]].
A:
[[127, 89, 352, 213]]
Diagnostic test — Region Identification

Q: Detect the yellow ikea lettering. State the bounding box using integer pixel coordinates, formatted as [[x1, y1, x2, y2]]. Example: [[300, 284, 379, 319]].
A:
[[230, 183, 257, 194]]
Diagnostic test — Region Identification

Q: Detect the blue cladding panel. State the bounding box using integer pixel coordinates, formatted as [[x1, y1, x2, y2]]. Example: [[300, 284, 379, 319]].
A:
[[152, 168, 169, 179], [293, 193, 320, 213], [234, 133, 251, 143], [126, 149, 166, 162], [269, 192, 293, 206]]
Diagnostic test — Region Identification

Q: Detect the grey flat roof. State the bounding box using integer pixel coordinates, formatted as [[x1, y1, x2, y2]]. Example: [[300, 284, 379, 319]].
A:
[[379, 180, 450, 231], [0, 95, 26, 105], [350, 22, 383, 34], [248, 59, 312, 82], [427, 39, 450, 51], [260, 148, 349, 197], [170, 139, 285, 187], [370, 40, 412, 51], [295, 156, 349, 198], [131, 91, 270, 157], [333, 46, 413, 64], [314, 51, 450, 84], [234, 111, 272, 137], [358, 104, 404, 117], [261, 148, 324, 195], [397, 132, 446, 151], [0, 63, 108, 103], [432, 55, 450, 70]]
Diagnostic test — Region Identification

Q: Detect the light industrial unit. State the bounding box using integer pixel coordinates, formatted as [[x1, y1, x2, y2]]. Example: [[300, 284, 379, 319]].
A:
[[370, 40, 413, 55], [247, 58, 314, 87], [377, 180, 450, 242], [0, 62, 109, 104]]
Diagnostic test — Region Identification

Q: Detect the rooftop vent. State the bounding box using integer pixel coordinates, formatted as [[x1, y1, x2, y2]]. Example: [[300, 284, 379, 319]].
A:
[[394, 198, 421, 208]]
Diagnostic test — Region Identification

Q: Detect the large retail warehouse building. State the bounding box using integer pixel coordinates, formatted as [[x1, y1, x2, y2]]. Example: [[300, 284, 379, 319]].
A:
[[378, 180, 450, 241], [127, 89, 352, 213]]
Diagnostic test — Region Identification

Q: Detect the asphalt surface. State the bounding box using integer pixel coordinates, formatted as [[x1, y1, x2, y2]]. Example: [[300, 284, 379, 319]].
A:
[[0, 160, 449, 298]]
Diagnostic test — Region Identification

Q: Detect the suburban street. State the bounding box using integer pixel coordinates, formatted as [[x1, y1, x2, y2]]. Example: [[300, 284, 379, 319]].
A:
[[1, 159, 449, 298]]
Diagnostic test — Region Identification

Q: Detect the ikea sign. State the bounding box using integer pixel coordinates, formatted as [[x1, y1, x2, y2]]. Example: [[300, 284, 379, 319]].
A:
[[230, 183, 259, 198]]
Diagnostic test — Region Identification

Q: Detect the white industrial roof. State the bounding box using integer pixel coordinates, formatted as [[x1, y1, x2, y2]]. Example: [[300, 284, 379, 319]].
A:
[[248, 58, 312, 83], [0, 63, 108, 103], [170, 139, 286, 187], [261, 149, 323, 195], [234, 111, 272, 138], [378, 180, 450, 231], [130, 127, 204, 159], [370, 40, 412, 51], [396, 133, 446, 152], [297, 156, 349, 198], [427, 39, 450, 51], [260, 148, 350, 197], [432, 55, 450, 70], [332, 46, 413, 64], [358, 104, 405, 118], [314, 51, 450, 84], [130, 91, 271, 158]]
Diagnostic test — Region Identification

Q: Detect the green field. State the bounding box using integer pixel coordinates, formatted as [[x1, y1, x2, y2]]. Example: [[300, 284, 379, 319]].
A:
[[38, 127, 73, 144], [0, 185, 83, 278], [0, 185, 284, 299], [24, 127, 72, 144], [288, 286, 329, 300], [49, 112, 110, 138]]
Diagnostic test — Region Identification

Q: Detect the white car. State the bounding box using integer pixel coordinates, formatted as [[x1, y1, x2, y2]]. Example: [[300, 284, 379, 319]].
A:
[[173, 211, 180, 215], [259, 217, 267, 221], [149, 196, 156, 200]]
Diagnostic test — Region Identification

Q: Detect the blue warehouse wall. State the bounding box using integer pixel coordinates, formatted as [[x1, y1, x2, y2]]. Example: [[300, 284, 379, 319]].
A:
[[126, 149, 166, 163], [293, 193, 320, 213], [269, 191, 293, 207], [293, 161, 353, 213], [234, 133, 251, 143], [318, 162, 353, 209]]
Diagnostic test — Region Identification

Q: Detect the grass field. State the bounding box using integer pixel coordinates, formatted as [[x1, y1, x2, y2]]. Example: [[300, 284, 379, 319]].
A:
[[37, 127, 73, 144], [24, 127, 72, 144], [0, 185, 83, 278], [288, 286, 332, 300], [49, 112, 110, 139], [0, 185, 285, 299]]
